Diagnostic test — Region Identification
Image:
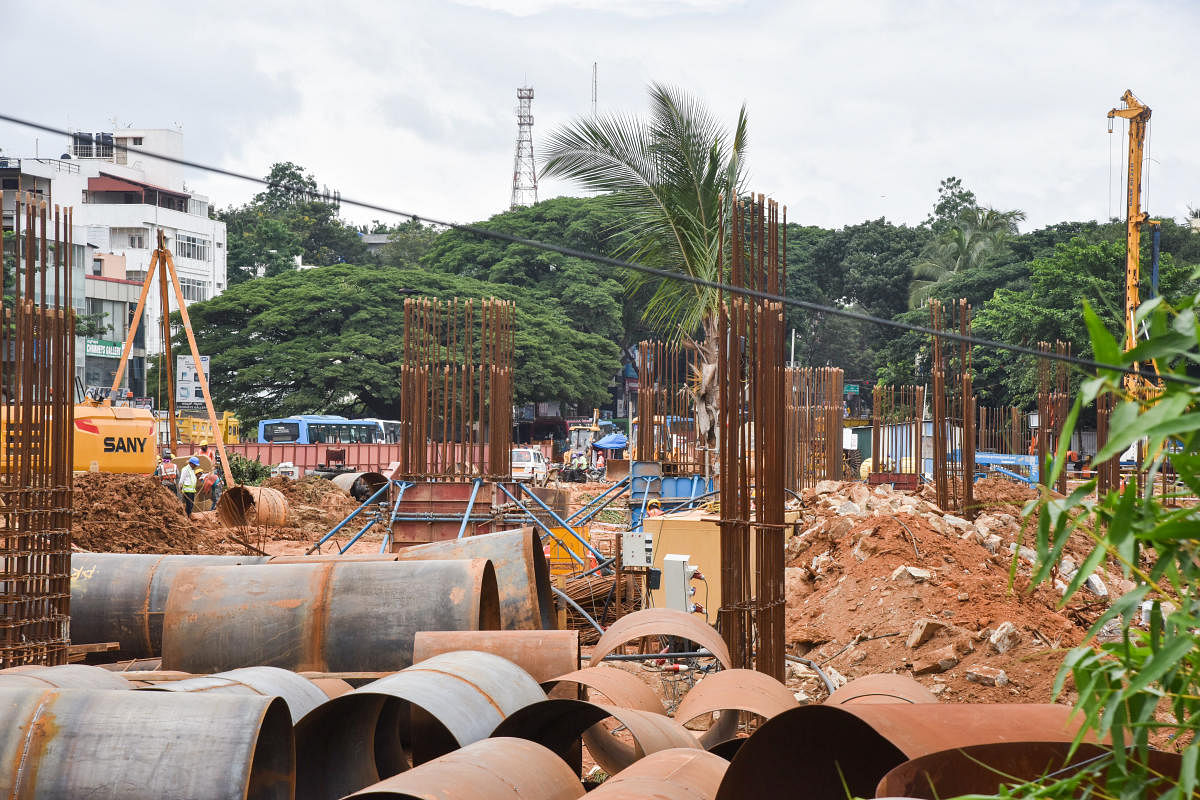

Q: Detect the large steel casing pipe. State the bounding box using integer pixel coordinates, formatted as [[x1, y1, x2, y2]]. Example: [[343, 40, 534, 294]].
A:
[[69, 553, 271, 659], [161, 559, 501, 673], [0, 687, 293, 800], [394, 527, 555, 630]]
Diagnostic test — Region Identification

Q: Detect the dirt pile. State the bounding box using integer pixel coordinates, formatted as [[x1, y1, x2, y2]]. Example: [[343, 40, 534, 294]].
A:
[[783, 477, 1123, 704], [72, 472, 225, 553], [259, 475, 361, 543]]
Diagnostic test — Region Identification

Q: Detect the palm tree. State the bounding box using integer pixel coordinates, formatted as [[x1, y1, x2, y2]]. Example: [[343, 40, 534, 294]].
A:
[[541, 83, 747, 447], [908, 207, 1025, 309]]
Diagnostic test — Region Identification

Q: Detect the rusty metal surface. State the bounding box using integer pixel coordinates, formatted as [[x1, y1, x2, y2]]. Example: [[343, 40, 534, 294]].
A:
[[396, 527, 555, 630], [398, 298, 513, 483], [0, 196, 74, 668], [547, 666, 666, 712], [310, 677, 354, 699], [824, 673, 938, 705], [674, 669, 798, 748], [871, 385, 924, 479], [217, 485, 289, 527], [69, 553, 270, 659], [587, 748, 729, 799], [161, 559, 501, 673], [588, 608, 731, 668], [413, 630, 579, 683], [877, 741, 1123, 799], [331, 471, 389, 499], [492, 698, 701, 776], [635, 341, 702, 472], [0, 664, 132, 690], [717, 196, 787, 679], [295, 650, 547, 800], [345, 737, 584, 799], [929, 299, 976, 516], [0, 686, 293, 799], [139, 666, 330, 723], [713, 703, 1090, 800]]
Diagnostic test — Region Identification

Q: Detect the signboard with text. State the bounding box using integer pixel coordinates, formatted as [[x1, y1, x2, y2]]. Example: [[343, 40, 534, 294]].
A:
[[84, 338, 122, 359], [176, 355, 211, 404], [845, 384, 860, 395]]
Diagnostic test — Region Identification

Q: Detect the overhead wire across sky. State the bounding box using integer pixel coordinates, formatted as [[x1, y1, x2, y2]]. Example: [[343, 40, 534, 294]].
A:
[[2, 112, 1193, 388]]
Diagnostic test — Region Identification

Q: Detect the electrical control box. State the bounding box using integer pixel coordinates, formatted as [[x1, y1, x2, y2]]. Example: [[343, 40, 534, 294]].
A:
[[621, 529, 654, 568], [662, 553, 699, 613]]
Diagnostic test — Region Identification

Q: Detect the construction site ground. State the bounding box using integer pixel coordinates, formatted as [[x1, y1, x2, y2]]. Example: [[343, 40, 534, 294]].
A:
[[72, 471, 1123, 709]]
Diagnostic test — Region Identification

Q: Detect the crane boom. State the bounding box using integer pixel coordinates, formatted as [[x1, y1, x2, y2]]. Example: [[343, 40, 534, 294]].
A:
[[1108, 89, 1155, 392]]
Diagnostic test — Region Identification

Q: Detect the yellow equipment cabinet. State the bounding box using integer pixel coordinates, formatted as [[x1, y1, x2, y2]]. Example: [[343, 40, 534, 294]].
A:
[[73, 406, 159, 473], [175, 411, 241, 445]]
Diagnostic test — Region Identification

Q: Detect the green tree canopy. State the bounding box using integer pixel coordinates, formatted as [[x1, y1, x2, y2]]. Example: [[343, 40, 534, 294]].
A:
[[180, 263, 621, 426]]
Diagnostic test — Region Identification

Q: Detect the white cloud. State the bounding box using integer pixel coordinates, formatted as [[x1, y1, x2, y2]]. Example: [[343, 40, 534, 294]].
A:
[[4, 0, 1198, 233]]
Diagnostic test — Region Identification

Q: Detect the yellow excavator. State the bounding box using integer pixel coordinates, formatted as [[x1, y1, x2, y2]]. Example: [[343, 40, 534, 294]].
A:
[[73, 392, 159, 473]]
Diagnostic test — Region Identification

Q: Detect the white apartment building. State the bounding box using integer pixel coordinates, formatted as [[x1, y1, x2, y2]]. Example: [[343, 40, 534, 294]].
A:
[[1, 128, 227, 370]]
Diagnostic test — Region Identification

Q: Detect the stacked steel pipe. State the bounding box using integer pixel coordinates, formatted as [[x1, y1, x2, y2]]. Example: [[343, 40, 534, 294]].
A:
[[717, 195, 787, 679], [398, 297, 514, 481], [0, 195, 74, 668], [635, 340, 702, 473], [929, 299, 976, 517]]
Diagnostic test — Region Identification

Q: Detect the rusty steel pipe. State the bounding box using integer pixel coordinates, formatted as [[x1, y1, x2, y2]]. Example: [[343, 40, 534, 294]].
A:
[[139, 666, 332, 723], [674, 668, 798, 749], [824, 673, 938, 705], [0, 687, 293, 799], [587, 748, 729, 800], [395, 527, 555, 630], [217, 485, 289, 527], [876, 741, 1183, 799], [412, 630, 579, 684], [492, 698, 702, 776], [294, 650, 547, 800], [161, 559, 501, 673], [345, 737, 584, 799], [331, 471, 389, 501], [714, 703, 1093, 800], [588, 608, 731, 668], [547, 665, 666, 711], [0, 664, 133, 690], [69, 553, 271, 659]]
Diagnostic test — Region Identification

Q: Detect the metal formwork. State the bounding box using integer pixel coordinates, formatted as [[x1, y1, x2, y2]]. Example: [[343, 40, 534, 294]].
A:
[[786, 366, 844, 490], [929, 299, 975, 517], [871, 385, 924, 485], [398, 297, 513, 482], [1, 195, 75, 668], [1036, 340, 1071, 494], [717, 195, 787, 680], [635, 340, 702, 474]]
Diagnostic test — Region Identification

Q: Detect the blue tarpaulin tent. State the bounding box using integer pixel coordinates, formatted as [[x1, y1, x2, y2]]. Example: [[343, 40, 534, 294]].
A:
[[592, 432, 628, 451]]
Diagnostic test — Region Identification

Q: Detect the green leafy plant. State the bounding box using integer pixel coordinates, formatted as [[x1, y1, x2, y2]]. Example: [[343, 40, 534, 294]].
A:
[[229, 454, 271, 486], [1003, 290, 1200, 798]]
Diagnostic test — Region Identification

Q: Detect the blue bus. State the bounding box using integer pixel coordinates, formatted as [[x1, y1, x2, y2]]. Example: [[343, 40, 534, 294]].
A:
[[360, 418, 403, 444], [257, 415, 381, 444]]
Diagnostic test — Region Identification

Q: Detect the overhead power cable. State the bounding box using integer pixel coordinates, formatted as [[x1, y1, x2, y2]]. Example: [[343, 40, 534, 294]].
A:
[[3, 112, 1194, 387]]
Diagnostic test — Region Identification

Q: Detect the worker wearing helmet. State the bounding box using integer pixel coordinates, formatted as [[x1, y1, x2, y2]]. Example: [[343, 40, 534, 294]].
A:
[[180, 456, 200, 517], [154, 451, 179, 496], [646, 498, 664, 518]]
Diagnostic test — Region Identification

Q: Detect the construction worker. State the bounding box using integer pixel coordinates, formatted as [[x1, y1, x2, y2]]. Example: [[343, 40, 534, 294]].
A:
[[199, 441, 211, 461], [180, 456, 200, 517], [154, 451, 178, 495], [646, 498, 664, 518]]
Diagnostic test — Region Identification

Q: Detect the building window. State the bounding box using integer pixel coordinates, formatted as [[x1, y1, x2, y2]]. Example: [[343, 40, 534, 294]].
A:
[[128, 232, 145, 249], [92, 258, 102, 276], [176, 233, 210, 261], [132, 137, 143, 146], [179, 277, 210, 302]]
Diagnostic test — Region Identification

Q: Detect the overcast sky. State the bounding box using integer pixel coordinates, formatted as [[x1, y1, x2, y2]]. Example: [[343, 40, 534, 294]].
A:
[[5, 0, 1198, 232]]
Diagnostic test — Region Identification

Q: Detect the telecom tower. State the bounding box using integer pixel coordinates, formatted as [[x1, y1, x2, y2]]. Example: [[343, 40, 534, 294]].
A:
[[510, 86, 538, 209]]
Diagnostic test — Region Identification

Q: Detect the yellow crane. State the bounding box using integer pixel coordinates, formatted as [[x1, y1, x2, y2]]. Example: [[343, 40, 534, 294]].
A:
[[1108, 89, 1160, 395]]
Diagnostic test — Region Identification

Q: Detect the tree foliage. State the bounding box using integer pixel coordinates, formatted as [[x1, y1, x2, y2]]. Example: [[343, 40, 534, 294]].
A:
[[219, 162, 369, 285], [180, 263, 620, 426]]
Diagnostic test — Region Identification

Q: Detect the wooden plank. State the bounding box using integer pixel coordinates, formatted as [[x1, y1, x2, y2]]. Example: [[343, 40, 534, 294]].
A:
[[67, 642, 119, 663]]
